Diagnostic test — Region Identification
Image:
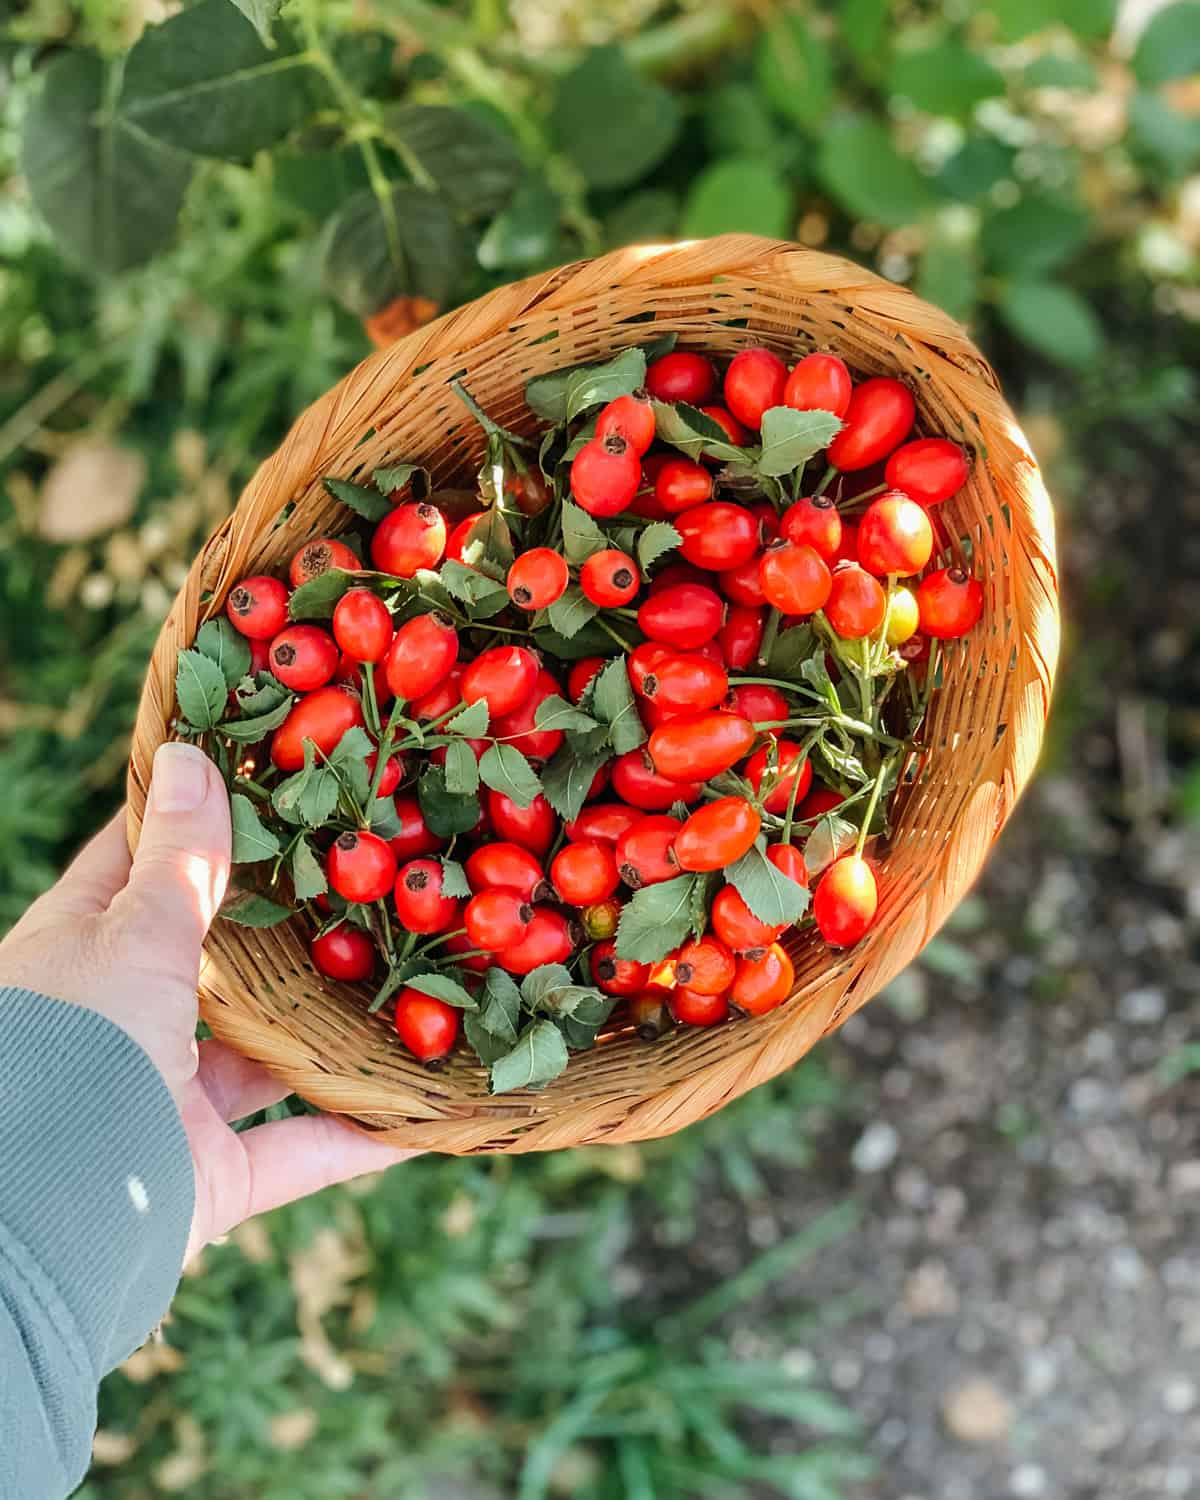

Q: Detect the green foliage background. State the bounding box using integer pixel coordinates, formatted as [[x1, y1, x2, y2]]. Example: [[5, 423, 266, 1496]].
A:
[[1, 0, 1199, 1493]]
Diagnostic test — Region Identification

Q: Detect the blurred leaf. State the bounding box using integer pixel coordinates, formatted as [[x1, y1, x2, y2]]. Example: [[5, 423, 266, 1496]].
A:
[[605, 187, 679, 247], [1133, 2, 1200, 85], [21, 50, 193, 274], [937, 135, 1015, 200], [229, 0, 281, 47], [817, 118, 937, 226], [917, 237, 978, 322], [551, 47, 681, 189], [888, 40, 1004, 119], [681, 157, 793, 239], [756, 13, 833, 129], [843, 0, 890, 66], [478, 178, 562, 270], [122, 0, 313, 160], [321, 184, 463, 316], [704, 82, 779, 160], [490, 1019, 569, 1093], [1022, 54, 1097, 89], [1127, 90, 1200, 177], [997, 281, 1103, 367], [980, 191, 1090, 273], [386, 104, 524, 218], [987, 0, 1115, 41], [274, 147, 371, 218]]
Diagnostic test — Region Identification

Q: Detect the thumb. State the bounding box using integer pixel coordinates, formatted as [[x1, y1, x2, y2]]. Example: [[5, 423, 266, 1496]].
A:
[[112, 742, 232, 973]]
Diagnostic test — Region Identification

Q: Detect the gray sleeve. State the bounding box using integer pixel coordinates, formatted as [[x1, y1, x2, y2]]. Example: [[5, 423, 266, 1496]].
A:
[[0, 987, 195, 1498]]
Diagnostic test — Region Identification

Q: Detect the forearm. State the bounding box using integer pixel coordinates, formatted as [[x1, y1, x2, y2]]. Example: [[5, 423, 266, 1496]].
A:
[[0, 988, 194, 1497]]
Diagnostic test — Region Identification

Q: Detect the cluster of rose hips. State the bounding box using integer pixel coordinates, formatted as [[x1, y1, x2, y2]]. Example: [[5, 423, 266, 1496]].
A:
[[215, 341, 981, 1068]]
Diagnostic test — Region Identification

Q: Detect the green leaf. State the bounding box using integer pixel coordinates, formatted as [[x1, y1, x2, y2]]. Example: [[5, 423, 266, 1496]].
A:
[[176, 649, 229, 730], [937, 136, 1015, 202], [556, 991, 616, 1050], [274, 145, 371, 218], [288, 567, 358, 620], [444, 699, 489, 737], [636, 522, 682, 572], [489, 1019, 570, 1094], [534, 695, 598, 734], [22, 50, 193, 275], [652, 401, 745, 464], [533, 624, 622, 661], [121, 0, 312, 160], [386, 104, 524, 218], [565, 348, 647, 422], [756, 13, 833, 130], [541, 744, 613, 822], [296, 768, 341, 828], [1128, 90, 1200, 177], [591, 657, 646, 756], [916, 236, 979, 324], [442, 738, 480, 797], [464, 1015, 515, 1066], [803, 813, 858, 876], [616, 875, 700, 964], [1133, 2, 1200, 85], [681, 158, 793, 239], [439, 857, 471, 899], [320, 184, 464, 318], [234, 674, 290, 716], [220, 887, 292, 927], [418, 764, 481, 837], [479, 744, 542, 809], [329, 726, 374, 768], [980, 193, 1091, 275], [551, 46, 681, 190], [1023, 55, 1098, 90], [996, 281, 1103, 368], [842, 0, 889, 65], [815, 737, 870, 788], [290, 839, 327, 900], [604, 187, 680, 248], [373, 463, 429, 497], [465, 969, 522, 1060], [768, 622, 818, 678], [559, 501, 608, 566], [218, 694, 295, 742], [817, 118, 937, 228], [407, 971, 478, 1010], [520, 964, 576, 1012], [324, 476, 390, 523], [228, 0, 281, 47], [450, 506, 514, 576], [689, 869, 720, 941], [195, 618, 251, 690], [726, 840, 810, 926], [367, 797, 404, 839], [887, 40, 1004, 119], [704, 81, 780, 160], [230, 793, 281, 864], [478, 177, 562, 271], [757, 407, 843, 478], [546, 585, 598, 640], [439, 560, 509, 617]]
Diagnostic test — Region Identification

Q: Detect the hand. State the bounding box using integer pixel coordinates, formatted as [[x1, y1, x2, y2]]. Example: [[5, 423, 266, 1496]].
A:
[[0, 742, 415, 1259]]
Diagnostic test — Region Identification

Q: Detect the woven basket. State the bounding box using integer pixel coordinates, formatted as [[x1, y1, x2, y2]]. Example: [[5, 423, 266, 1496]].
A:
[[127, 235, 1058, 1154]]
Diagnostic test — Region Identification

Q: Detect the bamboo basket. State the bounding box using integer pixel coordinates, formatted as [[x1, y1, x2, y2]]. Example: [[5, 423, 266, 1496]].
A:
[[127, 235, 1058, 1154]]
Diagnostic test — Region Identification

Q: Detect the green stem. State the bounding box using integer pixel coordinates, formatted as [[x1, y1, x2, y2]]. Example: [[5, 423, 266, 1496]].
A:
[[781, 727, 826, 846], [814, 464, 837, 497], [596, 617, 635, 652], [755, 608, 783, 668], [362, 661, 381, 739], [855, 758, 892, 858], [365, 698, 409, 810]]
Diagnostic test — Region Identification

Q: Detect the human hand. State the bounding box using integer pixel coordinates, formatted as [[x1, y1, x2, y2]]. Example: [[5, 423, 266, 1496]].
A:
[[0, 742, 415, 1259]]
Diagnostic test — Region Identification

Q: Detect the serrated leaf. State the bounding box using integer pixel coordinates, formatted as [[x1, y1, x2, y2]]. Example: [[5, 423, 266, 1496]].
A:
[[324, 476, 390, 523], [465, 1014, 516, 1066], [801, 654, 840, 710], [556, 990, 616, 1050], [373, 462, 429, 496], [479, 744, 542, 809], [439, 559, 509, 616], [540, 744, 613, 822], [546, 585, 598, 640], [175, 648, 228, 730], [616, 875, 700, 964], [768, 623, 818, 678], [814, 738, 870, 788], [290, 839, 327, 900], [534, 695, 599, 734], [520, 963, 575, 1009], [229, 0, 281, 48], [320, 184, 464, 318], [220, 887, 292, 927], [196, 617, 251, 689], [406, 971, 478, 1010], [489, 1019, 570, 1094], [636, 522, 682, 571], [122, 0, 312, 160], [689, 869, 720, 941], [418, 764, 481, 837], [386, 104, 524, 218], [652, 400, 746, 464], [289, 567, 357, 620], [21, 50, 193, 275], [454, 505, 514, 576], [591, 657, 645, 755], [560, 500, 608, 565], [442, 739, 480, 797], [477, 968, 522, 1043], [230, 793, 281, 864], [757, 407, 843, 478], [565, 347, 647, 422], [219, 694, 295, 742], [803, 813, 858, 876], [234, 674, 290, 715], [726, 840, 810, 926], [439, 857, 471, 899], [444, 699, 489, 737], [533, 624, 621, 661], [367, 796, 404, 839], [329, 726, 374, 767]]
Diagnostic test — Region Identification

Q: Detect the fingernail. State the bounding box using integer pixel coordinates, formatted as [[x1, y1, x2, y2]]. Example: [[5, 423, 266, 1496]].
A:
[[152, 742, 211, 813]]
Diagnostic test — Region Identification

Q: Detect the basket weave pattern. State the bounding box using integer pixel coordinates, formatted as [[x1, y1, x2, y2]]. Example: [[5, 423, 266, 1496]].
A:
[[128, 236, 1058, 1154]]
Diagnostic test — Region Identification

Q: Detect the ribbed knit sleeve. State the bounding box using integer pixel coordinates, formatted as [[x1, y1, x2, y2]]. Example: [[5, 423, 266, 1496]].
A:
[[0, 987, 194, 1498]]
